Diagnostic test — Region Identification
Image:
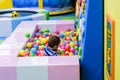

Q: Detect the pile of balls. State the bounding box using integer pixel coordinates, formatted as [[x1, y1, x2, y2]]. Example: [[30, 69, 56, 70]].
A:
[[18, 28, 80, 57]]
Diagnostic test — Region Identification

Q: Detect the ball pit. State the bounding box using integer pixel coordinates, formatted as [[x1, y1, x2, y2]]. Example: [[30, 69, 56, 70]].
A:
[[18, 28, 80, 57]]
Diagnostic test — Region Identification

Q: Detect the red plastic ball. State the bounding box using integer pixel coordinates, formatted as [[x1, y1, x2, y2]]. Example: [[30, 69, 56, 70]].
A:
[[49, 33, 52, 36], [72, 32, 76, 37], [36, 33, 40, 38], [66, 28, 71, 32]]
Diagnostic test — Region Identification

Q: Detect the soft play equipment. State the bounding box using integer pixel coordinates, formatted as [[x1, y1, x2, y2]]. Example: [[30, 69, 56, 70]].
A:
[[0, 20, 80, 80], [104, 0, 120, 80], [76, 0, 103, 80], [0, 0, 76, 15], [0, 8, 49, 38]]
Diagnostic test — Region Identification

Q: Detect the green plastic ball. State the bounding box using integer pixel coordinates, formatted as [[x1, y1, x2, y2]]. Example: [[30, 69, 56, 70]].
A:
[[25, 33, 30, 38]]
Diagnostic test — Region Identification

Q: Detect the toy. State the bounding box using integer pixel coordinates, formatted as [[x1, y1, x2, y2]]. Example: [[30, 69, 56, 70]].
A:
[[25, 33, 30, 38], [12, 11, 19, 18]]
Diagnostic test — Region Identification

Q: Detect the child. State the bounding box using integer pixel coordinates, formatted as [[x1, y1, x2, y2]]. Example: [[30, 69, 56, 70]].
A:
[[44, 36, 60, 56]]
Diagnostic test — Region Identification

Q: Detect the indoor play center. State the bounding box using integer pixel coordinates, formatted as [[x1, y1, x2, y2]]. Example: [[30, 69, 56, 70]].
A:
[[0, 0, 120, 80]]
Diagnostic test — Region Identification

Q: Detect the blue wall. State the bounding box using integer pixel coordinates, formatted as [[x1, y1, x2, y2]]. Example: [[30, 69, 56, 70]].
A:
[[81, 0, 103, 80]]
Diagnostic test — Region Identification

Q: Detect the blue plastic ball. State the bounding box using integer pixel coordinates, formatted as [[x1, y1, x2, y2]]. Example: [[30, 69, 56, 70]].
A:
[[74, 50, 78, 55], [45, 33, 49, 37], [38, 30, 42, 34], [34, 44, 39, 49], [60, 33, 65, 38], [31, 48, 37, 54]]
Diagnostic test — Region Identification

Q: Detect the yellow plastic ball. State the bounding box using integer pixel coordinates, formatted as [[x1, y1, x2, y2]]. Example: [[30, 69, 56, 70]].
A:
[[26, 42, 32, 48], [66, 32, 70, 36], [70, 42, 75, 47], [39, 37, 42, 42], [41, 38, 47, 44], [12, 11, 19, 18], [72, 37, 76, 41], [19, 50, 25, 56], [69, 52, 74, 56], [46, 37, 49, 41]]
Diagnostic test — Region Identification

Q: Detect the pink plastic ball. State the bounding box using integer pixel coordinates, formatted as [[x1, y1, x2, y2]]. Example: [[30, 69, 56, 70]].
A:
[[42, 35, 46, 38], [55, 31, 59, 34], [65, 44, 70, 51], [40, 51, 45, 56], [61, 45, 65, 49], [70, 48, 75, 53]]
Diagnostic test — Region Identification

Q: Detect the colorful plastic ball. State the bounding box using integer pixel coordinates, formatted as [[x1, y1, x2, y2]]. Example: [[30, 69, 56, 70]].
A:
[[66, 44, 70, 48], [38, 46, 44, 51], [66, 37, 71, 40], [19, 50, 25, 56], [36, 33, 40, 38], [31, 48, 37, 54], [64, 51, 69, 56], [41, 45, 45, 48], [65, 46, 70, 51], [70, 42, 75, 47], [38, 30, 42, 34], [35, 28, 40, 32], [41, 30, 45, 33], [63, 37, 67, 40], [69, 52, 74, 56], [60, 45, 65, 49], [25, 33, 30, 38], [26, 42, 32, 48], [24, 49, 29, 53], [23, 52, 30, 56], [74, 50, 78, 55], [40, 51, 45, 56], [57, 50, 63, 55], [36, 40, 40, 45], [12, 11, 19, 18], [34, 38, 39, 41], [30, 53, 35, 56], [45, 33, 49, 37], [72, 32, 76, 37], [60, 33, 65, 38], [66, 32, 70, 36], [49, 33, 52, 36], [45, 29, 50, 33], [71, 37, 76, 41], [66, 28, 71, 32], [40, 42, 44, 45], [34, 44, 39, 49], [42, 35, 46, 38], [75, 46, 79, 50], [42, 38, 47, 44], [36, 51, 41, 56], [39, 37, 42, 41], [55, 31, 59, 34], [70, 48, 75, 53], [46, 37, 49, 41]]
